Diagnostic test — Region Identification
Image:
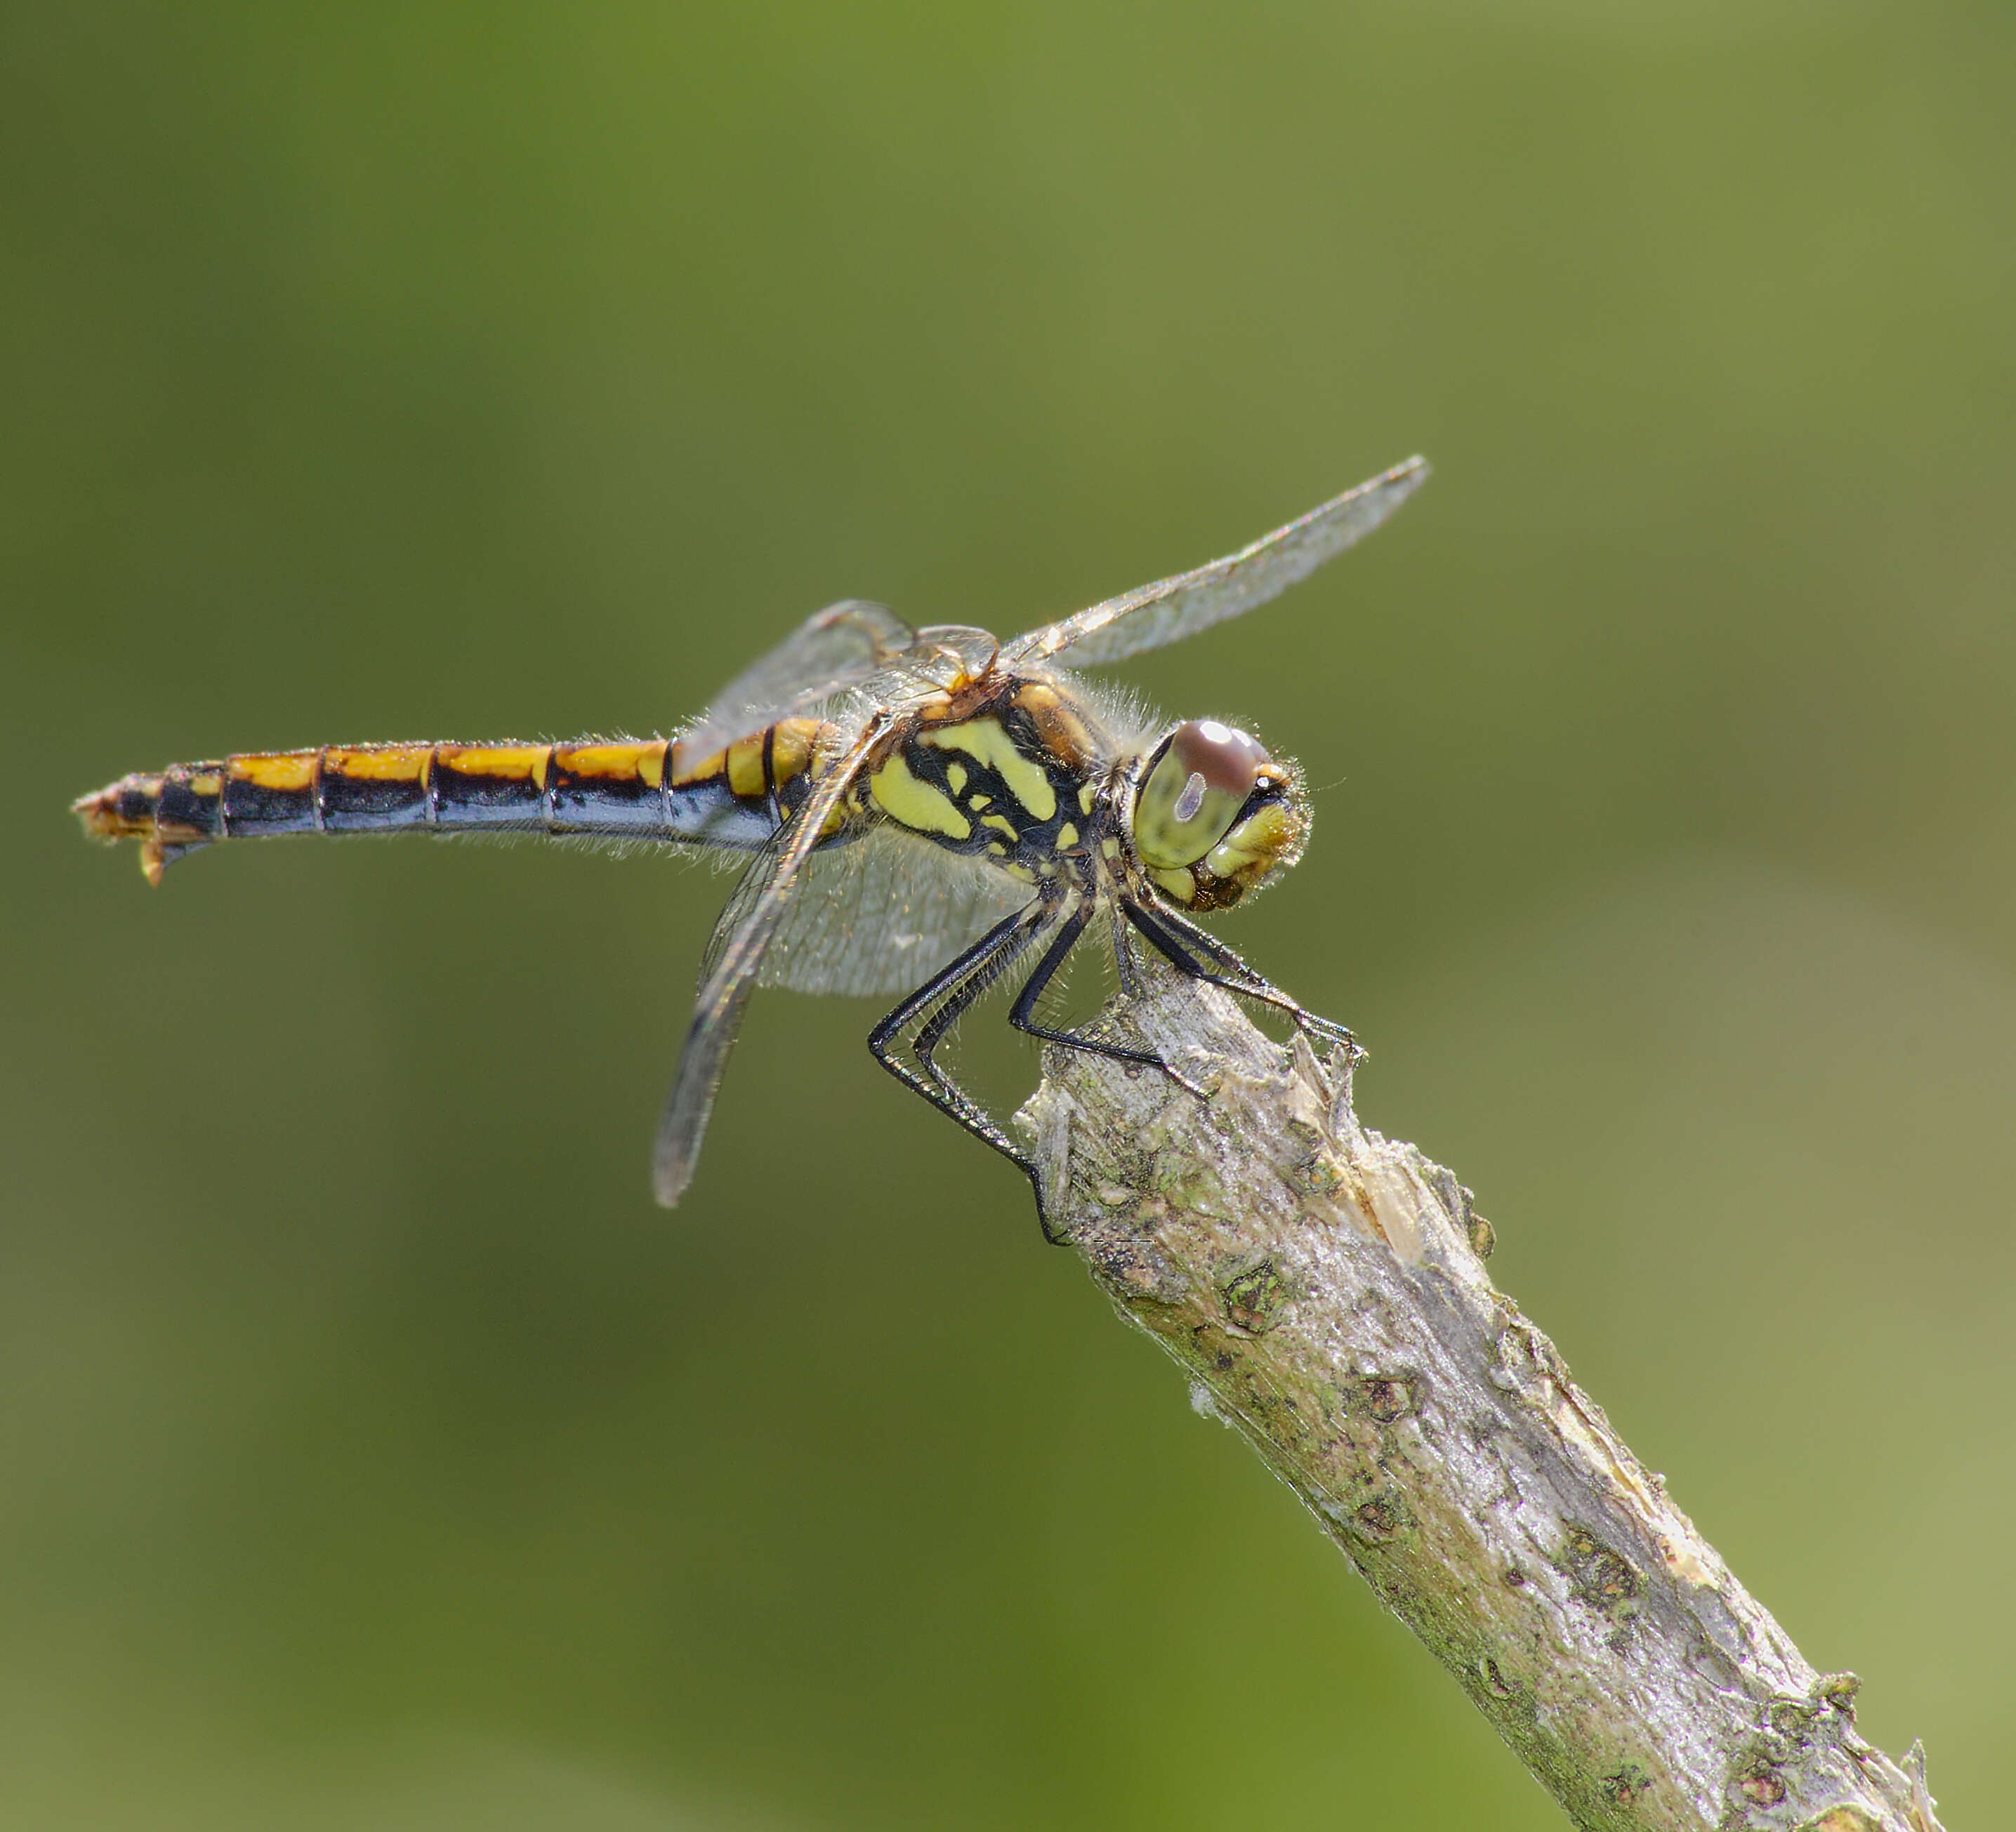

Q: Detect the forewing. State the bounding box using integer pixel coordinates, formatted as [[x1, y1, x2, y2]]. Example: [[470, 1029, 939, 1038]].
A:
[[683, 600, 917, 760], [652, 728, 877, 1206], [1003, 458, 1428, 669]]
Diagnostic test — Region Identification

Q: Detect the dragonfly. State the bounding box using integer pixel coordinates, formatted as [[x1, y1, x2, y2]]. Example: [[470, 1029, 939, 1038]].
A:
[[76, 457, 1428, 1236]]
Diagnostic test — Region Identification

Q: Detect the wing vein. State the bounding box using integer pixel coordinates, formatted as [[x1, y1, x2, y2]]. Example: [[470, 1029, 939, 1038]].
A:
[[1003, 458, 1428, 668]]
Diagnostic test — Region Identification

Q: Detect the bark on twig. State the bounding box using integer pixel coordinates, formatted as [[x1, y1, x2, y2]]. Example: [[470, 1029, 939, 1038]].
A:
[[1015, 976, 1946, 1832]]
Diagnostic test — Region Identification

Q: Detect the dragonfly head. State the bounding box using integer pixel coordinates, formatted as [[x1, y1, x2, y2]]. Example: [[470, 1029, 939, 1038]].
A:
[[1128, 720, 1308, 912]]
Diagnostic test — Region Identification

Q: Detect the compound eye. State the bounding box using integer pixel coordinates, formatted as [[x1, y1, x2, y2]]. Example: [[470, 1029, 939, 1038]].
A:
[[1134, 720, 1269, 869]]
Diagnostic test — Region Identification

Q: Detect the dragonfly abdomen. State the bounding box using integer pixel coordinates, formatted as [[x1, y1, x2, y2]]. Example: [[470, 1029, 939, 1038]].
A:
[[75, 720, 831, 883]]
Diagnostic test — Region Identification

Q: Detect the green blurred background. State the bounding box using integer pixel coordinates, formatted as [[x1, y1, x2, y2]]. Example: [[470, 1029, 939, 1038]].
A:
[[5, 2, 2012, 1826]]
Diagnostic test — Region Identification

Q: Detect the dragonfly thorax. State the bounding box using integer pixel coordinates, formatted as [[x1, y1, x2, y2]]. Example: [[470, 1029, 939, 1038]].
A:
[[860, 675, 1113, 888]]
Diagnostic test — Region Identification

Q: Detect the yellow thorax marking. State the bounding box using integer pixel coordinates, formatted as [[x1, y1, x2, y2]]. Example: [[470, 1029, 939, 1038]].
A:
[[1012, 683, 1097, 772], [228, 752, 317, 793], [919, 718, 1056, 822], [869, 751, 972, 839], [980, 812, 1017, 838]]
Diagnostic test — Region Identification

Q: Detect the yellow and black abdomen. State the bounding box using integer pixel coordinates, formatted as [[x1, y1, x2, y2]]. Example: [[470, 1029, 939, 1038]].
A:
[[75, 720, 830, 883]]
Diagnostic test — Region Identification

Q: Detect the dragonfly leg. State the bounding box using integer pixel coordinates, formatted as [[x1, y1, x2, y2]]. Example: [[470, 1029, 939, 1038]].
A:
[[1124, 899, 1357, 1057], [1006, 899, 1206, 1099], [908, 908, 1050, 1121], [1108, 899, 1145, 997], [869, 902, 1060, 1229]]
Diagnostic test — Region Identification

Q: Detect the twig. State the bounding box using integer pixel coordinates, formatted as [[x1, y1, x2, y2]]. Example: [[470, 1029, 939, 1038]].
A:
[[1015, 975, 1945, 1832]]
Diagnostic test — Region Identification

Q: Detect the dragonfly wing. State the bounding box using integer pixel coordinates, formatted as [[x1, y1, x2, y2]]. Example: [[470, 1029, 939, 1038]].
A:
[[1002, 458, 1428, 670], [753, 829, 1035, 998], [652, 724, 880, 1206], [682, 600, 918, 761]]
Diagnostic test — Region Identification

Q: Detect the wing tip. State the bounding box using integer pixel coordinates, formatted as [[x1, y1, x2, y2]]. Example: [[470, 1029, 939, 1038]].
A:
[[1329, 454, 1430, 535], [652, 1150, 694, 1208], [1376, 454, 1432, 494]]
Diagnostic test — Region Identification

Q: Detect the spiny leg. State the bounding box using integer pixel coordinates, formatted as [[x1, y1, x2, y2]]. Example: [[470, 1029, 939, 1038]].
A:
[[1124, 899, 1356, 1056], [909, 907, 1054, 1126], [1108, 899, 1145, 998], [868, 902, 1051, 1180], [874, 900, 1092, 1239], [1006, 899, 1199, 1094], [869, 895, 1242, 1242], [869, 895, 1169, 1244]]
